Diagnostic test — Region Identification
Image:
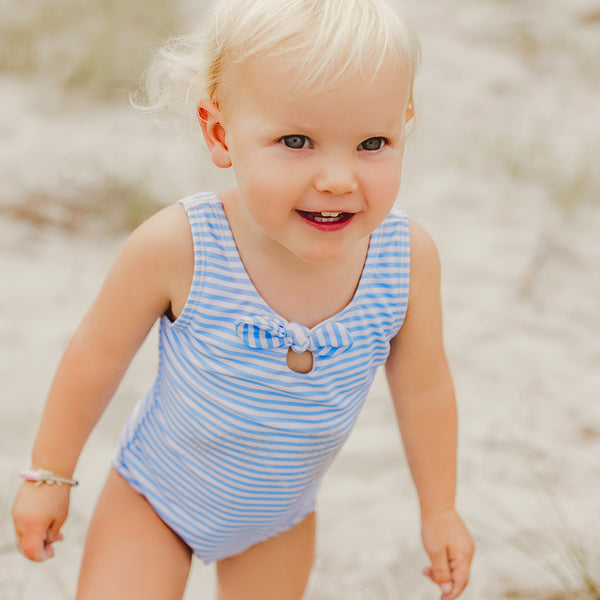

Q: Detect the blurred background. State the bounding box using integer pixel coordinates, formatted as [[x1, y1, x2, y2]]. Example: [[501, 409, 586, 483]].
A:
[[1, 0, 599, 598]]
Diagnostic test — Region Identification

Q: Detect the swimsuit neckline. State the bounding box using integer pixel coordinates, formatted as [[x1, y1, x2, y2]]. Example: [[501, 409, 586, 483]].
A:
[[210, 192, 380, 330]]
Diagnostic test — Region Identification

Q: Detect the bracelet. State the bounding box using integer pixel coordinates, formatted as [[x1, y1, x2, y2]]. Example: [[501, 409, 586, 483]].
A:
[[20, 469, 79, 487]]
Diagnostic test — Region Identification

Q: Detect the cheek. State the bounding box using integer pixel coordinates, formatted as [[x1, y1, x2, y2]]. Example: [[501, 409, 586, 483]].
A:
[[228, 146, 264, 192], [387, 147, 406, 188], [234, 150, 307, 195], [365, 155, 404, 196]]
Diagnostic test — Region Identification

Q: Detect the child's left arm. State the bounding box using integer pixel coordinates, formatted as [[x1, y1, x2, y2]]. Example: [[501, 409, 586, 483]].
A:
[[385, 220, 474, 600]]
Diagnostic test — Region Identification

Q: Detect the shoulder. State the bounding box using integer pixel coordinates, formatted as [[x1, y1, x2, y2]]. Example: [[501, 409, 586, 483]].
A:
[[374, 213, 440, 299], [125, 203, 192, 267], [386, 219, 446, 379], [121, 203, 194, 317], [407, 218, 441, 297]]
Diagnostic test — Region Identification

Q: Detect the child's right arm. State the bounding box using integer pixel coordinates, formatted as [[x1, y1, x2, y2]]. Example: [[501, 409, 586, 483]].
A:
[[12, 204, 193, 561]]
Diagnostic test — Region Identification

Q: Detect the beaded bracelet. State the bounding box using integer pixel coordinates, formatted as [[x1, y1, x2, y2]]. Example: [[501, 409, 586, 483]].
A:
[[20, 469, 79, 487]]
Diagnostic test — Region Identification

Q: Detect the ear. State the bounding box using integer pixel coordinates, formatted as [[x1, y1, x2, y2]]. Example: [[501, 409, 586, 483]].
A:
[[405, 98, 414, 124], [404, 98, 415, 135], [198, 99, 232, 168]]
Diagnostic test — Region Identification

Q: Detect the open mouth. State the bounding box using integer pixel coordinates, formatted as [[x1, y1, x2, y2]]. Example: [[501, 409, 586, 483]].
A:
[[297, 211, 353, 224]]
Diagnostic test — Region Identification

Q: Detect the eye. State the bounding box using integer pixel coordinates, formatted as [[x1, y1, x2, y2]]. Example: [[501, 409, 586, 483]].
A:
[[281, 135, 310, 149], [358, 137, 388, 151]]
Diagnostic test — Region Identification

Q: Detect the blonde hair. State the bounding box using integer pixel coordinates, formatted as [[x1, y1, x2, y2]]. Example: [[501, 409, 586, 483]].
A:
[[134, 0, 420, 133]]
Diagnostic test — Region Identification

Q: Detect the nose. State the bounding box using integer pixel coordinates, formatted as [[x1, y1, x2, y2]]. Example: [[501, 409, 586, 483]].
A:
[[313, 158, 358, 195]]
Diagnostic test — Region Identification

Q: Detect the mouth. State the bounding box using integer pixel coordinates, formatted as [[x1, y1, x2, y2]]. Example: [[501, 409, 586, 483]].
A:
[[297, 211, 353, 225]]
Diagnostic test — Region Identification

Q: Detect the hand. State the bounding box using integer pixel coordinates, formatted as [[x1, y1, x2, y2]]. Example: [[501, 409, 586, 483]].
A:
[[421, 508, 474, 600], [12, 481, 71, 561]]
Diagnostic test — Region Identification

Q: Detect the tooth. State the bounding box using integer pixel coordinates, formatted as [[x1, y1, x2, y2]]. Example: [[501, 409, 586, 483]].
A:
[[320, 212, 341, 217]]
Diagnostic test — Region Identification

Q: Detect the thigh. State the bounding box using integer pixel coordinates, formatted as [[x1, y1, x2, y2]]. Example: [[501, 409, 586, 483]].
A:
[[216, 512, 316, 600], [76, 468, 192, 600]]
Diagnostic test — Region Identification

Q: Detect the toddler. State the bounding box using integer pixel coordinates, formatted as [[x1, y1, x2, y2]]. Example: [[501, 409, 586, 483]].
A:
[[12, 0, 474, 598]]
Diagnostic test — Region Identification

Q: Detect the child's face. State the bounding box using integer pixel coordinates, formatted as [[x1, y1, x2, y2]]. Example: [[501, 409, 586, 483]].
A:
[[202, 54, 414, 265]]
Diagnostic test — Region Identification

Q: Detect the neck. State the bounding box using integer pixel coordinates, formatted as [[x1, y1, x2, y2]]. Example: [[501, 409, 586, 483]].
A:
[[219, 188, 370, 327]]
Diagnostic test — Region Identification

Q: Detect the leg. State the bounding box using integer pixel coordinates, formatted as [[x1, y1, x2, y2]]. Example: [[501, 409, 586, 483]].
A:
[[76, 468, 192, 600], [216, 512, 316, 600]]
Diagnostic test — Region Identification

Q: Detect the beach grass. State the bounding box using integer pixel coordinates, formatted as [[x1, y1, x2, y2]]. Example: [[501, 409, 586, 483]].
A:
[[475, 477, 600, 600], [0, 179, 165, 234], [0, 0, 182, 100]]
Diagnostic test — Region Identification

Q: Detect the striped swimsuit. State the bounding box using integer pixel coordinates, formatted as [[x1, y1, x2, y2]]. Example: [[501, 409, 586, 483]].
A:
[[113, 192, 410, 563]]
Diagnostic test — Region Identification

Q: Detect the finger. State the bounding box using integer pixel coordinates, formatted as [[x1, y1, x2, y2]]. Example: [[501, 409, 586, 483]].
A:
[[43, 543, 55, 559], [41, 525, 65, 559], [429, 548, 452, 586], [42, 535, 57, 559], [20, 530, 49, 562], [46, 527, 64, 545], [427, 549, 454, 600], [440, 581, 453, 599], [445, 560, 470, 600], [423, 566, 453, 599]]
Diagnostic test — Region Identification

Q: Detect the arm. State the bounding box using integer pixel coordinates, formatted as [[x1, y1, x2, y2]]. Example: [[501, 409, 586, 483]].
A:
[[12, 204, 193, 561], [385, 220, 473, 600]]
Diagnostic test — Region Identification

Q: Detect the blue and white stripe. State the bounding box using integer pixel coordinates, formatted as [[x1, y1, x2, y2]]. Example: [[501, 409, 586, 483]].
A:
[[113, 191, 410, 562]]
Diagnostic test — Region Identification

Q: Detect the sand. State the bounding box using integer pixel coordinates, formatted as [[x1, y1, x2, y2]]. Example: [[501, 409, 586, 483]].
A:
[[1, 0, 599, 598]]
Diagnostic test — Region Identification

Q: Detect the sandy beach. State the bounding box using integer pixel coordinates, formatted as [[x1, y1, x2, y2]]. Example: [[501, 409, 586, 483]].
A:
[[1, 0, 599, 598]]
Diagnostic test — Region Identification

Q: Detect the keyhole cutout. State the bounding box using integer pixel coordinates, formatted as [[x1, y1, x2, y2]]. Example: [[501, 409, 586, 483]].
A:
[[286, 348, 314, 374]]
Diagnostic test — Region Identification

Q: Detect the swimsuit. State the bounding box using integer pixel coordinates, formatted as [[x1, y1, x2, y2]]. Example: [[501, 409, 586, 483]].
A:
[[112, 191, 410, 563]]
